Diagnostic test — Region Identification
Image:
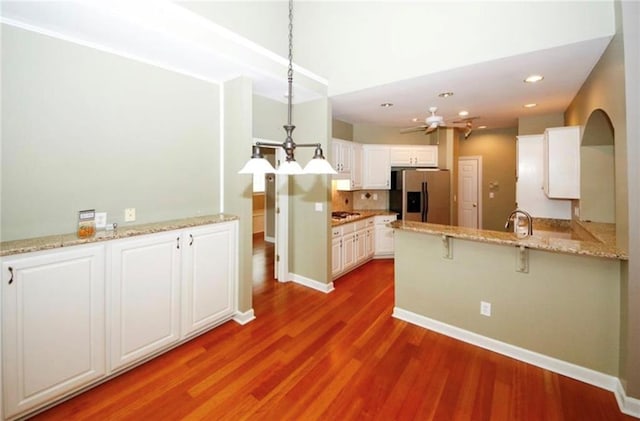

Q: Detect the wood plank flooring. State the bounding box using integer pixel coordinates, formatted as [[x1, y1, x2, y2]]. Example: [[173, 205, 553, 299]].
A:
[[31, 235, 633, 420]]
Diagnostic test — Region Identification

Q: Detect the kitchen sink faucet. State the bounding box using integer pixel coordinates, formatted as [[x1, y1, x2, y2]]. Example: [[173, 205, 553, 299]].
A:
[[505, 209, 533, 236]]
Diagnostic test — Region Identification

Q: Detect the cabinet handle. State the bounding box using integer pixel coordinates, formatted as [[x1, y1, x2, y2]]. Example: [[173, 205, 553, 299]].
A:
[[189, 234, 194, 246], [176, 237, 180, 249], [8, 266, 14, 285]]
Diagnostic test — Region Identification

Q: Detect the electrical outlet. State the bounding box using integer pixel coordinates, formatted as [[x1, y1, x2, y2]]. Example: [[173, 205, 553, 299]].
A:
[[124, 208, 136, 222], [373, 193, 378, 200], [480, 301, 492, 317], [95, 212, 107, 229]]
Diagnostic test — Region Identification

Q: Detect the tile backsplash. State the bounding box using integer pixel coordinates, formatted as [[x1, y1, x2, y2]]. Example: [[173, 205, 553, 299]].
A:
[[331, 181, 389, 211]]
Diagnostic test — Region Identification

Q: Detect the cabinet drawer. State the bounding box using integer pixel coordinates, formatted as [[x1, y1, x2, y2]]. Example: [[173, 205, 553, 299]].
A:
[[332, 227, 343, 238], [375, 215, 397, 225]]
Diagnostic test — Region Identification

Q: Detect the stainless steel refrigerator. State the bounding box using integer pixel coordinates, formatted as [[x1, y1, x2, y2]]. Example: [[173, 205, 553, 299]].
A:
[[389, 168, 451, 224]]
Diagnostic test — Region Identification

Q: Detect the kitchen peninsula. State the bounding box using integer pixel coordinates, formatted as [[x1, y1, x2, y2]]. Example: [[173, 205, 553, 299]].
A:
[[391, 219, 627, 400]]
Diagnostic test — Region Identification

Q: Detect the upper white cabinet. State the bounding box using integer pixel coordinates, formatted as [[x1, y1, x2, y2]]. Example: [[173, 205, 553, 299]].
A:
[[362, 145, 391, 189], [109, 231, 182, 372], [2, 245, 106, 420], [543, 126, 581, 199], [332, 138, 362, 191], [389, 145, 438, 167], [517, 135, 572, 219], [332, 138, 353, 174], [181, 222, 237, 338]]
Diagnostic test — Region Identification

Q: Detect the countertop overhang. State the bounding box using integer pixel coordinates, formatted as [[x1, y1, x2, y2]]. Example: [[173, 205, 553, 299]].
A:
[[390, 220, 627, 260]]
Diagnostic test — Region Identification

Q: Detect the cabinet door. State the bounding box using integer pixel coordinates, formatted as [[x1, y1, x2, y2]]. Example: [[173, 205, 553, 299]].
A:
[[414, 146, 438, 167], [543, 126, 581, 199], [363, 145, 391, 189], [182, 222, 237, 338], [2, 246, 105, 419], [109, 232, 181, 371], [375, 227, 395, 256], [355, 229, 367, 264], [331, 237, 342, 278], [342, 232, 356, 271], [365, 227, 375, 258], [389, 147, 413, 166]]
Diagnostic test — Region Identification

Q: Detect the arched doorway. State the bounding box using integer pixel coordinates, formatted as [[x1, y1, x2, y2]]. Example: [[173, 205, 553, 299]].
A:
[[580, 109, 615, 223]]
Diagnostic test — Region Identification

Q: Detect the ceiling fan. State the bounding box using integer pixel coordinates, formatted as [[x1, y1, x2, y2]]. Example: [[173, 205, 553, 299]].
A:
[[400, 107, 478, 138]]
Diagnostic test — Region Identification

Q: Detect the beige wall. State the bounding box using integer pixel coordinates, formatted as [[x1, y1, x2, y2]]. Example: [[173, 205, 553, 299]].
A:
[[223, 77, 254, 313], [1, 24, 221, 241], [518, 113, 565, 135], [353, 124, 440, 145], [332, 119, 353, 141], [458, 127, 518, 231], [395, 230, 621, 375]]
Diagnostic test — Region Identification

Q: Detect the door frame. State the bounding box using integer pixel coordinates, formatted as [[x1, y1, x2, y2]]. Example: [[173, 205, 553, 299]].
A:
[[457, 155, 483, 229], [274, 148, 290, 283]]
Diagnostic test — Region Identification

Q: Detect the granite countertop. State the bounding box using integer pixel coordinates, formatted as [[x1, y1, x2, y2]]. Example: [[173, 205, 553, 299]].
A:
[[331, 210, 398, 227], [0, 214, 238, 257], [390, 219, 627, 261]]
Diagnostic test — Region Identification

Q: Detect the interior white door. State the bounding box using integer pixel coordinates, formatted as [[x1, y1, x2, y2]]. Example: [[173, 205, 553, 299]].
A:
[[458, 157, 481, 229]]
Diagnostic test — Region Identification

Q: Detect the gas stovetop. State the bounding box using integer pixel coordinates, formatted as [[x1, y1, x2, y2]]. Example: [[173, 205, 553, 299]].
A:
[[331, 211, 360, 220]]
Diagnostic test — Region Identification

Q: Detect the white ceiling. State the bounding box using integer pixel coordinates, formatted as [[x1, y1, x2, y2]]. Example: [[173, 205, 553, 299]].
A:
[[0, 1, 615, 131], [330, 36, 612, 130]]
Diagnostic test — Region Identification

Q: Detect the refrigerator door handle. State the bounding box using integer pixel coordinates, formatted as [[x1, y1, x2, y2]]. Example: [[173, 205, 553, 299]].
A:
[[422, 181, 429, 222]]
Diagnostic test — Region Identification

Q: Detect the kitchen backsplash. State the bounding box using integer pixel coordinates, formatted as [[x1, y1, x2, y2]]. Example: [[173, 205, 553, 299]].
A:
[[353, 190, 389, 210], [331, 181, 389, 211]]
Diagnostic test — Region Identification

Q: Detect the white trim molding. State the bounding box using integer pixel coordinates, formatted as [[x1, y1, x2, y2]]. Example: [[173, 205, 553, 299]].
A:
[[233, 309, 256, 325], [290, 273, 335, 294], [393, 307, 640, 418]]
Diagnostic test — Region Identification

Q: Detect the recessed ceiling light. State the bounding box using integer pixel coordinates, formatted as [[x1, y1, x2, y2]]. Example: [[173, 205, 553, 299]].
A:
[[458, 110, 469, 117], [478, 125, 488, 129], [524, 103, 538, 108], [438, 92, 454, 98], [524, 74, 544, 83], [380, 102, 393, 107]]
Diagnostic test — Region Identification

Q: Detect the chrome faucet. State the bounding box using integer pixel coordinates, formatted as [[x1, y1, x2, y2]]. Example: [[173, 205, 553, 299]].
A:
[[505, 209, 533, 236]]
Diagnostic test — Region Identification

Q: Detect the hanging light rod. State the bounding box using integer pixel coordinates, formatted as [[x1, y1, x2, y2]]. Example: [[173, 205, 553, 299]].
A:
[[239, 0, 336, 176]]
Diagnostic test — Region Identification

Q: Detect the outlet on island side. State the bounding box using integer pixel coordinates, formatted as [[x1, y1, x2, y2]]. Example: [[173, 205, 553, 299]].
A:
[[480, 301, 492, 317], [124, 208, 136, 222]]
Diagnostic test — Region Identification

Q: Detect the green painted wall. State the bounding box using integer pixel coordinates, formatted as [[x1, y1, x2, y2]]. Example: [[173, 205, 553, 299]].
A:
[[353, 123, 440, 145], [458, 127, 518, 231], [289, 98, 332, 284], [1, 24, 220, 241], [332, 119, 353, 141], [395, 230, 621, 375], [517, 113, 565, 135], [224, 77, 254, 313]]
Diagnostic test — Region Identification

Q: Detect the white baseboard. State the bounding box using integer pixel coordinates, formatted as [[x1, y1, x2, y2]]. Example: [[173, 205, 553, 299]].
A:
[[393, 307, 640, 419], [290, 273, 335, 294], [233, 309, 256, 325]]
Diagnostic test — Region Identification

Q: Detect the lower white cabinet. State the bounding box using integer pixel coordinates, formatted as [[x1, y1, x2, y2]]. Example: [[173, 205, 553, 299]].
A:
[[1, 219, 238, 420], [374, 215, 397, 257], [181, 223, 237, 338], [1, 245, 106, 420], [109, 231, 182, 371], [332, 217, 379, 279]]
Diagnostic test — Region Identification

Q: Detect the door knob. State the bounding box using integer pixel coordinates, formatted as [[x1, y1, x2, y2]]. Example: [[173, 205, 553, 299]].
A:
[[473, 203, 477, 208]]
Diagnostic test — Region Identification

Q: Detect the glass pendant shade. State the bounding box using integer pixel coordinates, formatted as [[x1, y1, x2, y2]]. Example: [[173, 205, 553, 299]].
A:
[[238, 157, 276, 174], [304, 156, 338, 174], [277, 160, 305, 175]]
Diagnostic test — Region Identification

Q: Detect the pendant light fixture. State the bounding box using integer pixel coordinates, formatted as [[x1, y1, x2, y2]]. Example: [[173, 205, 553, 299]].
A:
[[239, 0, 336, 175]]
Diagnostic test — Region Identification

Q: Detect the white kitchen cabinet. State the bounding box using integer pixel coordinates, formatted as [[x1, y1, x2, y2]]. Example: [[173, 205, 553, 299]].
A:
[[332, 138, 353, 174], [365, 226, 375, 259], [1, 245, 106, 420], [331, 218, 378, 279], [341, 231, 357, 272], [517, 135, 572, 218], [355, 227, 367, 264], [181, 222, 237, 338], [333, 139, 362, 191], [331, 227, 343, 278], [543, 126, 581, 199], [374, 214, 397, 257], [390, 145, 438, 167], [362, 145, 391, 189], [109, 231, 182, 372]]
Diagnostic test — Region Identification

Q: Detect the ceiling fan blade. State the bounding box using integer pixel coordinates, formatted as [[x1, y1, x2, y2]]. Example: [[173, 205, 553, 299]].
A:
[[400, 126, 427, 134], [425, 123, 438, 134]]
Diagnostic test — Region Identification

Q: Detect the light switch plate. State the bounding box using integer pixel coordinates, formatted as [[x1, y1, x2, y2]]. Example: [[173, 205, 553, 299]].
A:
[[95, 212, 107, 229], [314, 202, 323, 212], [124, 208, 136, 222]]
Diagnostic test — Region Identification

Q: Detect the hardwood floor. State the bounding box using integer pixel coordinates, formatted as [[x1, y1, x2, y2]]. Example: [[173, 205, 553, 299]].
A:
[[32, 236, 632, 420]]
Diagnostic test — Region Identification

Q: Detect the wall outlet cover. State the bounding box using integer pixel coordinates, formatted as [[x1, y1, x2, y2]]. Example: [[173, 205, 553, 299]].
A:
[[124, 208, 136, 222], [95, 212, 107, 229]]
